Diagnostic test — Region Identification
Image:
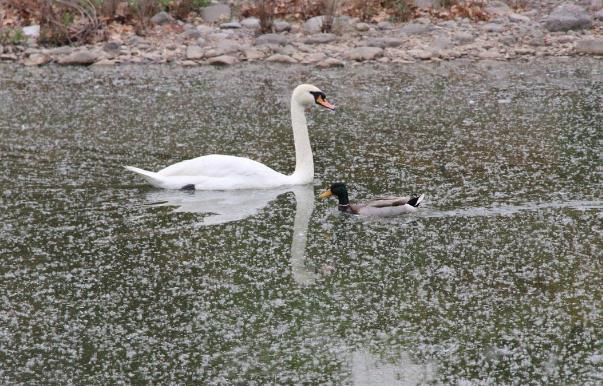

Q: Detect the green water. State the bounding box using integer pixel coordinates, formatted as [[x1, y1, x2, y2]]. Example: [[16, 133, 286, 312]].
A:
[[0, 60, 601, 384]]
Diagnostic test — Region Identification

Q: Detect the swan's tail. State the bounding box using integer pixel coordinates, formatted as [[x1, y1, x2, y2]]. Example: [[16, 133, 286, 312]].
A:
[[125, 166, 170, 189], [407, 194, 424, 208]]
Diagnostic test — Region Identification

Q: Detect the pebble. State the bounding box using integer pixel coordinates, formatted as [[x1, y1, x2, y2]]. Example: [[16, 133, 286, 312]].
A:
[[575, 39, 603, 55], [316, 57, 344, 68], [220, 22, 241, 30], [57, 50, 97, 65], [355, 23, 370, 32], [345, 46, 383, 61], [256, 33, 289, 46], [273, 20, 292, 33], [544, 4, 592, 32], [304, 33, 337, 45], [266, 54, 298, 63], [408, 48, 433, 60], [201, 4, 231, 23], [208, 55, 238, 65], [240, 18, 260, 30], [185, 45, 204, 60], [23, 53, 49, 66]]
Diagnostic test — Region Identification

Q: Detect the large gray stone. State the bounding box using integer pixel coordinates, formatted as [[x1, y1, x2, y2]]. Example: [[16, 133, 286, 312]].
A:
[[303, 33, 337, 44], [544, 4, 592, 32], [485, 1, 512, 16], [304, 16, 324, 34], [362, 37, 405, 48], [413, 0, 440, 9], [481, 23, 505, 33], [355, 22, 370, 32], [345, 46, 383, 61], [266, 54, 298, 63], [595, 10, 603, 21], [273, 20, 292, 32], [400, 22, 431, 35], [23, 53, 49, 66], [185, 45, 204, 60], [453, 32, 475, 45], [150, 11, 173, 25], [201, 4, 231, 23], [241, 17, 261, 30], [255, 33, 289, 46], [57, 50, 97, 65], [208, 55, 238, 65], [575, 38, 603, 55]]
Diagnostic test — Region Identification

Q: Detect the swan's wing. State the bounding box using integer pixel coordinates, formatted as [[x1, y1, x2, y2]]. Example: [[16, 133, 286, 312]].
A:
[[157, 154, 281, 178]]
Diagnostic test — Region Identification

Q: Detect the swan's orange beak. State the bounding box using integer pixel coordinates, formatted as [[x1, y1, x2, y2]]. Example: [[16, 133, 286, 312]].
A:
[[319, 189, 333, 199], [316, 96, 335, 110]]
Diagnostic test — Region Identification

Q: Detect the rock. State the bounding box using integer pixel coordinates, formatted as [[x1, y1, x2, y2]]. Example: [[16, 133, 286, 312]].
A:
[[181, 60, 197, 66], [304, 33, 337, 44], [273, 20, 292, 32], [216, 40, 241, 54], [23, 53, 49, 66], [46, 46, 73, 55], [266, 54, 298, 63], [57, 50, 97, 65], [277, 45, 297, 55], [363, 37, 405, 48], [150, 11, 173, 25], [220, 21, 241, 29], [345, 46, 383, 61], [208, 55, 238, 65], [408, 48, 433, 60], [485, 1, 512, 16], [592, 0, 603, 10], [201, 4, 231, 23], [432, 36, 453, 50], [544, 4, 592, 32], [241, 17, 260, 29], [0, 54, 18, 61], [22, 25, 40, 38], [499, 35, 517, 46], [244, 48, 266, 61], [185, 45, 204, 60], [103, 41, 121, 52], [595, 10, 603, 21], [453, 32, 475, 45], [556, 35, 576, 44], [528, 31, 545, 47], [92, 58, 116, 66], [316, 57, 344, 68], [515, 47, 535, 55], [478, 49, 502, 60], [301, 52, 327, 64], [413, 0, 440, 9], [256, 33, 289, 46], [575, 38, 603, 55], [481, 23, 505, 33], [400, 22, 430, 35], [183, 28, 202, 39], [377, 21, 394, 30], [355, 22, 370, 32], [304, 16, 324, 33], [509, 13, 530, 23]]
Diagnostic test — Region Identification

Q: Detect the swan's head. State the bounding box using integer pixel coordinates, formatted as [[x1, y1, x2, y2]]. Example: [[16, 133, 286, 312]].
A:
[[292, 84, 335, 110]]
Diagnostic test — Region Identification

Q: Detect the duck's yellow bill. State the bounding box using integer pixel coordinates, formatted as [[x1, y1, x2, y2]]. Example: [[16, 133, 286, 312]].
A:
[[319, 189, 333, 199], [316, 96, 335, 110]]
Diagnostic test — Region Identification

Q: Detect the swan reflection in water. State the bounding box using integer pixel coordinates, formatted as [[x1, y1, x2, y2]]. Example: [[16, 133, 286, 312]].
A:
[[144, 184, 318, 286]]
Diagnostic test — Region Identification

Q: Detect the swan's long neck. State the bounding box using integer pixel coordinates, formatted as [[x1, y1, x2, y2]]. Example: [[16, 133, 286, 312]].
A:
[[290, 99, 314, 183]]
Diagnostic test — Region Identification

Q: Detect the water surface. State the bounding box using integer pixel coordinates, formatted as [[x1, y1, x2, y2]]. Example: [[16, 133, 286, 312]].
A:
[[1, 59, 601, 384]]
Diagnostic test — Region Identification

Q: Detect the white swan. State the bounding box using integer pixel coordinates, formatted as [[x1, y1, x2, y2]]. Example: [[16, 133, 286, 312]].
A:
[[125, 84, 335, 190]]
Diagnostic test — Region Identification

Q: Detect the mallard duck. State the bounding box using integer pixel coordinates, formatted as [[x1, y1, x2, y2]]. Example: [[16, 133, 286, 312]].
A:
[[125, 84, 335, 190], [319, 182, 424, 216]]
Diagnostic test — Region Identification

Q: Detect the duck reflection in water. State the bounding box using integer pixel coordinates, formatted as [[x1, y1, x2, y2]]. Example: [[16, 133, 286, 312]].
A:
[[143, 184, 319, 286]]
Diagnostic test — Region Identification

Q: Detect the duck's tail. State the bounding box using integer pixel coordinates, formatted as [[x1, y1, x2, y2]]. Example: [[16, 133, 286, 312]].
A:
[[407, 194, 424, 208]]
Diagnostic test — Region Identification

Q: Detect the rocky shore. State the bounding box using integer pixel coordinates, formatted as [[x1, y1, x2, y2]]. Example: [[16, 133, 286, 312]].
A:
[[2, 1, 602, 67]]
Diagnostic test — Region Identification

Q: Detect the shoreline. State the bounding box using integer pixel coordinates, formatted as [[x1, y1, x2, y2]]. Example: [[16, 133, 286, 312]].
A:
[[1, 2, 602, 67]]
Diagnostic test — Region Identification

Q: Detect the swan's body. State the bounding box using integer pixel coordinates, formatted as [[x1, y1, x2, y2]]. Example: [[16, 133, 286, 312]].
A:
[[125, 84, 334, 190], [320, 183, 424, 217]]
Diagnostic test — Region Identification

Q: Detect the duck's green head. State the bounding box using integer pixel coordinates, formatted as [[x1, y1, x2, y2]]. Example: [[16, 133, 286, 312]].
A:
[[319, 182, 349, 204]]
